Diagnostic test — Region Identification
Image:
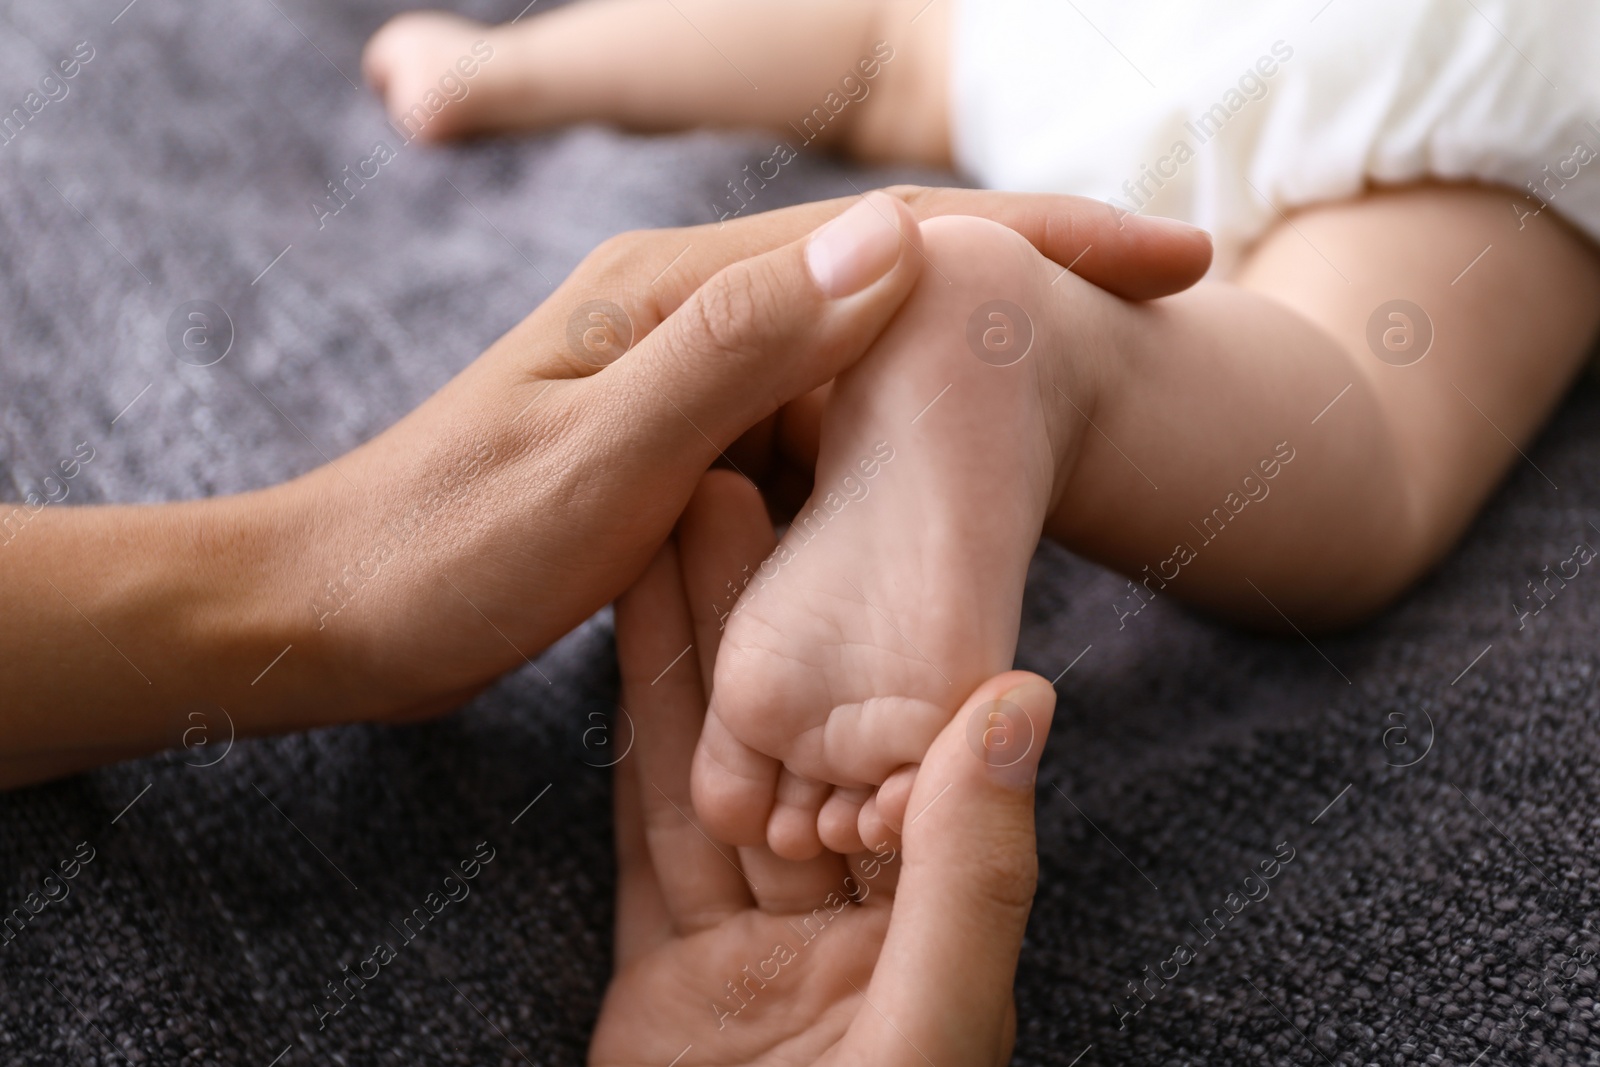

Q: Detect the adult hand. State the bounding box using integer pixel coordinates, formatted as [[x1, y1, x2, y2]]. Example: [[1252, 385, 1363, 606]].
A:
[[594, 472, 1057, 1066], [300, 188, 1210, 721], [1, 187, 1205, 783]]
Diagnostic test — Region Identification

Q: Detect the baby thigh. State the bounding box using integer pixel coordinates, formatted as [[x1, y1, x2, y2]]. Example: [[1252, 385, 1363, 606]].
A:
[[1046, 183, 1600, 627]]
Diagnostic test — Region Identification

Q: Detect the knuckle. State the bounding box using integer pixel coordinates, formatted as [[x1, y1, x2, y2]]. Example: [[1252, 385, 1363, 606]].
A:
[[583, 230, 632, 269], [584, 228, 659, 276], [879, 183, 929, 207], [681, 257, 786, 361]]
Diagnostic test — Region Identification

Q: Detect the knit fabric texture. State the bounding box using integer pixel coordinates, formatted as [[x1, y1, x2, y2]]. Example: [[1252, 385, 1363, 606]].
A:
[[1, 1, 1597, 1063]]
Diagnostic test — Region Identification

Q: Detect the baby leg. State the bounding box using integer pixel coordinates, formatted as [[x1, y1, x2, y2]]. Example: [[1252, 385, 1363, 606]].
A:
[[1043, 183, 1600, 629], [696, 184, 1600, 855], [693, 213, 1111, 855], [362, 0, 949, 163]]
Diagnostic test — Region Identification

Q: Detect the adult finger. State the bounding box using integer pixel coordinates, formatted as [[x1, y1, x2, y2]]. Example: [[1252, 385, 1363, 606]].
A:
[[674, 471, 774, 693], [611, 727, 672, 971], [649, 187, 1213, 315], [677, 471, 785, 847], [737, 844, 855, 917], [844, 842, 902, 906], [675, 471, 853, 903], [615, 539, 754, 932], [848, 670, 1056, 1067], [593, 190, 924, 462]]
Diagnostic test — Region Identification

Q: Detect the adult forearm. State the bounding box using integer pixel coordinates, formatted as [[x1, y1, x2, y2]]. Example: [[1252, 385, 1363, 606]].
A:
[[0, 189, 1214, 788], [0, 486, 357, 786]]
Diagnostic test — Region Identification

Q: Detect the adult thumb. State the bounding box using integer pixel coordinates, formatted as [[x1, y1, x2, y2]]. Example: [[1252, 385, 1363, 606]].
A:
[[601, 191, 923, 456], [849, 670, 1055, 1067]]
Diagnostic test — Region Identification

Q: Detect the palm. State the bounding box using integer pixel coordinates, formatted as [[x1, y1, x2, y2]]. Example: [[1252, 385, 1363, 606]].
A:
[[592, 906, 889, 1066], [593, 472, 1040, 1067]]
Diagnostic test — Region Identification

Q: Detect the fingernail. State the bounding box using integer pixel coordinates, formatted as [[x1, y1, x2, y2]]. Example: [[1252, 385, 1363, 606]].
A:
[[984, 679, 1055, 790], [1138, 213, 1212, 241], [806, 192, 906, 298]]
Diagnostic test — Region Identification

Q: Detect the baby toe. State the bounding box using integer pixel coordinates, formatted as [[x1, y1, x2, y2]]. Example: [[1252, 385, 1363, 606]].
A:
[[856, 791, 898, 856], [766, 768, 830, 860], [823, 696, 951, 785], [818, 787, 869, 854], [690, 709, 780, 846], [872, 763, 919, 837]]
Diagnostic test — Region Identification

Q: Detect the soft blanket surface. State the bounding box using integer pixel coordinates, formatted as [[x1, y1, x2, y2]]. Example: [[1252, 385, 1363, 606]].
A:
[[1, 2, 1598, 1064]]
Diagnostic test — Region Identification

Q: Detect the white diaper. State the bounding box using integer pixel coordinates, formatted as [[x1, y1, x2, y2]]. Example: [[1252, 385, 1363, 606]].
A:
[[952, 0, 1600, 274]]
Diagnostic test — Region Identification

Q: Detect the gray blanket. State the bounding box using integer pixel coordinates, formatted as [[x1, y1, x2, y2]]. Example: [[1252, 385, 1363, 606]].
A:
[[3, 1, 1598, 1064]]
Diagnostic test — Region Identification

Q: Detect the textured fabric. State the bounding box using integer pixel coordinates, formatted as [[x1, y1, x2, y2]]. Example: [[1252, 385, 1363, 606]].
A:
[[952, 0, 1600, 275], [2, 2, 1599, 1065]]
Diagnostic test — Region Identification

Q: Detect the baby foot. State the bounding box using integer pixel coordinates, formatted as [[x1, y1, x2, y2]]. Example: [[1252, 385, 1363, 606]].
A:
[[692, 213, 1095, 857], [362, 11, 501, 143]]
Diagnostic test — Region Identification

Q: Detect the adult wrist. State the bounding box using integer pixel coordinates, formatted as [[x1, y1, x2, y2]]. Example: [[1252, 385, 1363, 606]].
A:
[[210, 473, 401, 732], [125, 476, 392, 745], [263, 420, 534, 726]]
